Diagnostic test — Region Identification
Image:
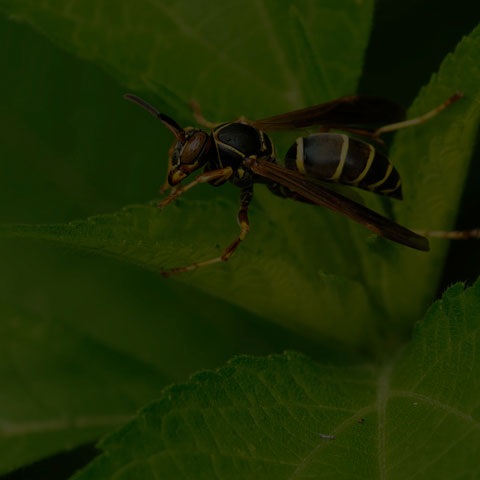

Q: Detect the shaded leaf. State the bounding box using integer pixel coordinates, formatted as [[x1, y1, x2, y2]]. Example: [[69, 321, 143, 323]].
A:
[[0, 13, 172, 225], [0, 302, 160, 474], [0, 234, 335, 475]]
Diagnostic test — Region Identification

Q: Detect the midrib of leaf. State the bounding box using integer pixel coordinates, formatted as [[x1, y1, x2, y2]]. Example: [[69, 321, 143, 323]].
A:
[[377, 358, 400, 480], [291, 360, 399, 480]]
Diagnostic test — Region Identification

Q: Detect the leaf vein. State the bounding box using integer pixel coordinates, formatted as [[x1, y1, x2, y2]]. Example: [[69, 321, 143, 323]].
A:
[[390, 391, 480, 426], [287, 403, 376, 479]]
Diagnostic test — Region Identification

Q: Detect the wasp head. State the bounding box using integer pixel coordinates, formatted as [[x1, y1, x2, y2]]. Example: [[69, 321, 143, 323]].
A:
[[162, 117, 212, 186], [124, 94, 212, 186]]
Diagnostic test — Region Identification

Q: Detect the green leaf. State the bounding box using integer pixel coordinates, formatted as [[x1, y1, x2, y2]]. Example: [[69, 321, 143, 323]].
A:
[[1, 4, 478, 477], [0, 201, 377, 348], [72, 279, 480, 480], [0, 0, 374, 116]]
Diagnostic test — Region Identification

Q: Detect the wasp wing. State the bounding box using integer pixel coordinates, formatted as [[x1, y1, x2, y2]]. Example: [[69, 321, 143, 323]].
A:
[[249, 159, 429, 251], [249, 96, 405, 131]]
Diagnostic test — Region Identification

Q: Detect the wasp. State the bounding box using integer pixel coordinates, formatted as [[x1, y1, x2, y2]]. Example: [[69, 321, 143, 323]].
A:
[[124, 92, 463, 277]]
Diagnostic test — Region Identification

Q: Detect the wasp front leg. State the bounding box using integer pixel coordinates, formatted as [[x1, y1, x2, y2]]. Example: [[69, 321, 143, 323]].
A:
[[159, 143, 175, 195], [158, 167, 233, 209], [161, 188, 253, 277]]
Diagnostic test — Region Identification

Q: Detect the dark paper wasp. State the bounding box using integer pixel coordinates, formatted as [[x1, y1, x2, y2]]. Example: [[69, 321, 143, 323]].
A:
[[124, 92, 465, 277]]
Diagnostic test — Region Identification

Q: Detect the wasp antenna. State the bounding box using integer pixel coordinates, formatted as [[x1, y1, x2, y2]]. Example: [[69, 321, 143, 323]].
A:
[[124, 94, 185, 142], [158, 113, 186, 142], [124, 93, 161, 117]]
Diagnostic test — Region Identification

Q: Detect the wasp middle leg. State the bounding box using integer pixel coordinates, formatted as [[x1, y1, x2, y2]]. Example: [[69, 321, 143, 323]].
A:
[[161, 188, 253, 277]]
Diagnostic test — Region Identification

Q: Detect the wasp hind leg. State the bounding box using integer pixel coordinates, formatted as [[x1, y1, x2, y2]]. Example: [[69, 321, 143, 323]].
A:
[[161, 188, 253, 277], [373, 91, 463, 138], [416, 229, 480, 240]]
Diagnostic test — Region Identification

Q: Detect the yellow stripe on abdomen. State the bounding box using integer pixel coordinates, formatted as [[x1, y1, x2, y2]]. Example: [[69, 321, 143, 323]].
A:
[[295, 137, 306, 174], [350, 143, 375, 185], [328, 134, 349, 181], [368, 163, 393, 190]]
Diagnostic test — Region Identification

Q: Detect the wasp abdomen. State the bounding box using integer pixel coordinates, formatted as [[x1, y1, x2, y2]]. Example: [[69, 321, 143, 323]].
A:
[[284, 133, 402, 199]]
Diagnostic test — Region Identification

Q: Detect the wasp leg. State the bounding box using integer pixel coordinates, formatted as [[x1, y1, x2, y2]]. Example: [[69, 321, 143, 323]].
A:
[[159, 143, 175, 194], [191, 100, 251, 127], [416, 228, 480, 239], [312, 124, 385, 145], [326, 126, 385, 145], [158, 167, 233, 209], [189, 100, 219, 129], [373, 91, 463, 138], [161, 188, 253, 277]]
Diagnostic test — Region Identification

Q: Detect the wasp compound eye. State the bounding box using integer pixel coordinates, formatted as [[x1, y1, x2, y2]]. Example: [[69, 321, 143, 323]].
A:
[[180, 132, 210, 164]]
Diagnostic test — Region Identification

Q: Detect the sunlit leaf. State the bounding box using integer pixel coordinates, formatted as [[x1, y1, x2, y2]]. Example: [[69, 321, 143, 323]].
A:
[[73, 279, 480, 480]]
